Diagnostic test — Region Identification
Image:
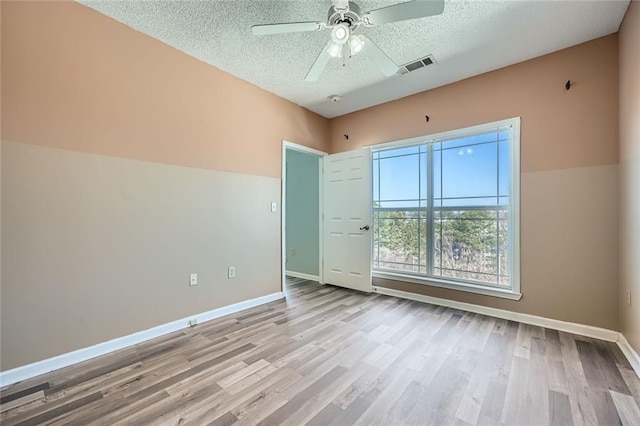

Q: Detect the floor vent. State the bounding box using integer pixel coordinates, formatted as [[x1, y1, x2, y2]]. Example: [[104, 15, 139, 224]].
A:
[[399, 55, 436, 75]]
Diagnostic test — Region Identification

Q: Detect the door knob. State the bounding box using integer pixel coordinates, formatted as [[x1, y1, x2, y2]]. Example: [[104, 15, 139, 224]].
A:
[[360, 225, 370, 231]]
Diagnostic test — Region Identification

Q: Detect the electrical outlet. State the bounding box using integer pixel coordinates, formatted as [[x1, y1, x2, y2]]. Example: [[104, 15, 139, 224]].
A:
[[228, 266, 236, 279], [188, 319, 197, 327], [627, 289, 632, 307], [189, 273, 198, 286]]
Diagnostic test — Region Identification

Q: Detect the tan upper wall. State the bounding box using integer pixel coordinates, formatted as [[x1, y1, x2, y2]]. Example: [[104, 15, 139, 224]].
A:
[[330, 35, 619, 174], [619, 2, 640, 192], [0, 1, 330, 179], [619, 0, 640, 354]]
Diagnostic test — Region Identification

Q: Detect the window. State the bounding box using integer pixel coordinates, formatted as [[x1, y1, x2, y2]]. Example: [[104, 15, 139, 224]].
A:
[[372, 118, 520, 299]]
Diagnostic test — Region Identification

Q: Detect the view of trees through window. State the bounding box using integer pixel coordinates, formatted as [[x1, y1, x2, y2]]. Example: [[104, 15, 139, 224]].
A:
[[373, 127, 514, 288]]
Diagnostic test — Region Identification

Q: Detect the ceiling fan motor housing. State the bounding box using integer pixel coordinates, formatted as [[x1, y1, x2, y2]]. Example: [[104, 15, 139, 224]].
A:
[[327, 2, 362, 28]]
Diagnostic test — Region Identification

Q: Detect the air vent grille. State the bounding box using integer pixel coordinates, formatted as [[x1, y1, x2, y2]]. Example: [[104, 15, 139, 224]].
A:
[[399, 55, 436, 75], [406, 61, 424, 72]]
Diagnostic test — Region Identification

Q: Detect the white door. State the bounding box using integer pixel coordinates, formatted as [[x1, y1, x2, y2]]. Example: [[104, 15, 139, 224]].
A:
[[323, 148, 372, 292]]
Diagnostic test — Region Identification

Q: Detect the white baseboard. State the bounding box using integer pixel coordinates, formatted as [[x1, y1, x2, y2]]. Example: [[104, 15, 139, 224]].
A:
[[618, 333, 640, 377], [285, 271, 320, 282], [372, 286, 620, 342], [0, 292, 284, 387]]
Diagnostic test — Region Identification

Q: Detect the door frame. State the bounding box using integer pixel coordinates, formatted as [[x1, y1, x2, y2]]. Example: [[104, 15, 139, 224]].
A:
[[281, 141, 327, 292]]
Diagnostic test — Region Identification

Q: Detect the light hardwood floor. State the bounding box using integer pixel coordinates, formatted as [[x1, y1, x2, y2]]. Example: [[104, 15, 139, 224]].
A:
[[2, 278, 640, 425]]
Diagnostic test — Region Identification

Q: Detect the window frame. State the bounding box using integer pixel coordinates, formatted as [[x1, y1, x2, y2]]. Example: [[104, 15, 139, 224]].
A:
[[371, 117, 521, 300]]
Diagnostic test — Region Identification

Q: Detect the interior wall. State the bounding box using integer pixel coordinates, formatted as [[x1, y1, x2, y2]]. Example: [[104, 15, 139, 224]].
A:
[[1, 1, 329, 179], [619, 0, 640, 354], [0, 1, 330, 371], [285, 149, 320, 277], [2, 141, 281, 370], [331, 35, 620, 330]]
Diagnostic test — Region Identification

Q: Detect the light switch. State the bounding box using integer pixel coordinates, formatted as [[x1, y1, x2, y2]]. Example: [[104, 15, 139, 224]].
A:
[[271, 202, 277, 213]]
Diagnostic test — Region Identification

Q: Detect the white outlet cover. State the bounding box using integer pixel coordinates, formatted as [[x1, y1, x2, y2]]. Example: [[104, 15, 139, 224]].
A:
[[190, 273, 198, 286]]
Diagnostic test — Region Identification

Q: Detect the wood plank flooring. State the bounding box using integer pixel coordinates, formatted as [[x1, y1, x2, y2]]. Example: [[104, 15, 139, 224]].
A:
[[2, 278, 639, 425]]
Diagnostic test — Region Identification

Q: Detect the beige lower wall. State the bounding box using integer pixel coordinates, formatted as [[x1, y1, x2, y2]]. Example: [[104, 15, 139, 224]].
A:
[[620, 162, 640, 351], [1, 141, 281, 371], [375, 164, 619, 330], [619, 0, 640, 354]]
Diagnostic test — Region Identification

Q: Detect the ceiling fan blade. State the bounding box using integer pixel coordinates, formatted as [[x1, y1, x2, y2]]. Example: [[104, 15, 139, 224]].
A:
[[251, 21, 325, 36], [305, 41, 334, 82], [360, 36, 398, 76], [363, 0, 444, 26]]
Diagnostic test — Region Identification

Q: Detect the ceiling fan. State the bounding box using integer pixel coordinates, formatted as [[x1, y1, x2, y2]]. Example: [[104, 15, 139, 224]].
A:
[[251, 0, 445, 82]]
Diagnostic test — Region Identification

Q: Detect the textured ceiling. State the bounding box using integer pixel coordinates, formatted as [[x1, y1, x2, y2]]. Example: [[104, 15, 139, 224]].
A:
[[79, 0, 630, 118]]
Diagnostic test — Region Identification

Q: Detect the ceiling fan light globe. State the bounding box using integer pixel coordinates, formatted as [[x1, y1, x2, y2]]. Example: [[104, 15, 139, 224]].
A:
[[327, 42, 342, 58], [349, 34, 365, 55]]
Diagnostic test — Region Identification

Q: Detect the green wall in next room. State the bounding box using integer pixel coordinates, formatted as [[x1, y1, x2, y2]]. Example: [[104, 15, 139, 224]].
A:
[[285, 149, 320, 277]]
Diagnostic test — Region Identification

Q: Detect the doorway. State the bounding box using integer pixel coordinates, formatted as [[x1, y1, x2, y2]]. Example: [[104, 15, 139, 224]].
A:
[[281, 141, 326, 292], [281, 142, 373, 294]]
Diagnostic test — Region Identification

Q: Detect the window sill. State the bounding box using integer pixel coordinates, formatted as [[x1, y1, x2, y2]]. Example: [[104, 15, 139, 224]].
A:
[[372, 271, 522, 301]]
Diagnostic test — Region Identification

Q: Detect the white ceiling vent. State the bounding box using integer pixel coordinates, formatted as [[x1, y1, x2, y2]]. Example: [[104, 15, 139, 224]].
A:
[[398, 55, 436, 75]]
